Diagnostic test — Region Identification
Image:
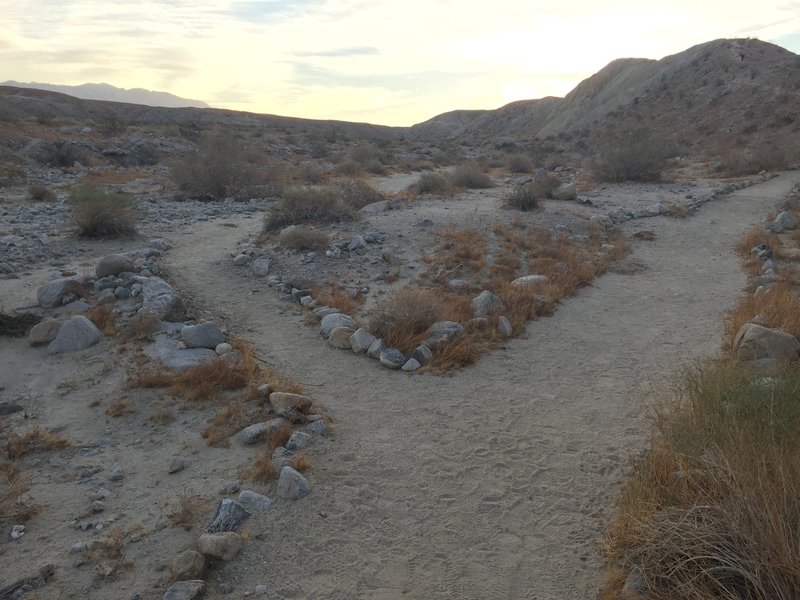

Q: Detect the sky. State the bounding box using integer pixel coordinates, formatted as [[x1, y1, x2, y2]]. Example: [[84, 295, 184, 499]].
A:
[[2, 1, 800, 126]]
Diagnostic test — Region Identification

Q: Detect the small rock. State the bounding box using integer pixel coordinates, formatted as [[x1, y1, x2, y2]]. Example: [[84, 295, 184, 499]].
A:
[[411, 344, 432, 365], [254, 585, 268, 596], [197, 532, 242, 561], [366, 338, 385, 359], [163, 580, 206, 600], [402, 358, 421, 371], [424, 321, 464, 350], [497, 316, 513, 338], [168, 459, 187, 474], [170, 550, 205, 581], [109, 468, 124, 482], [300, 295, 316, 307], [510, 274, 550, 288], [96, 254, 134, 278], [308, 420, 328, 436], [286, 431, 311, 451], [276, 466, 311, 500], [251, 258, 271, 277], [95, 289, 117, 305], [207, 499, 250, 533], [37, 279, 83, 308], [181, 322, 225, 349], [328, 326, 356, 349], [349, 328, 377, 354], [379, 348, 407, 369], [320, 313, 354, 338], [233, 254, 252, 266], [47, 316, 103, 353], [215, 342, 233, 355], [269, 392, 313, 415], [238, 490, 273, 512], [348, 235, 366, 252], [219, 480, 243, 495], [10, 524, 25, 540], [218, 583, 234, 595], [29, 318, 66, 346], [472, 290, 504, 317], [239, 418, 288, 445]]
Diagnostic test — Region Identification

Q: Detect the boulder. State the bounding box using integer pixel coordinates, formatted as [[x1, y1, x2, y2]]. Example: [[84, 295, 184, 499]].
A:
[[497, 316, 513, 338], [511, 274, 550, 288], [424, 321, 464, 350], [402, 358, 421, 371], [163, 580, 206, 600], [276, 466, 311, 500], [348, 236, 366, 252], [238, 490, 273, 512], [95, 289, 116, 305], [197, 532, 242, 561], [328, 326, 356, 349], [367, 338, 386, 359], [312, 306, 339, 320], [207, 499, 250, 533], [29, 318, 66, 346], [286, 431, 311, 451], [239, 418, 288, 445], [141, 277, 187, 321], [37, 279, 83, 308], [269, 392, 313, 414], [181, 322, 225, 349], [472, 290, 504, 317], [379, 348, 407, 369], [251, 258, 271, 276], [47, 316, 103, 353], [170, 550, 205, 581], [411, 344, 433, 365], [552, 181, 577, 201], [350, 328, 377, 354], [320, 313, 354, 338], [732, 323, 800, 363], [95, 254, 134, 278], [770, 211, 798, 233]]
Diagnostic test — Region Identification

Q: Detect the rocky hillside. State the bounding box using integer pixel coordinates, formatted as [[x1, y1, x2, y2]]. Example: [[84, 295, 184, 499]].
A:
[[0, 81, 209, 109], [0, 85, 401, 141], [410, 38, 800, 151]]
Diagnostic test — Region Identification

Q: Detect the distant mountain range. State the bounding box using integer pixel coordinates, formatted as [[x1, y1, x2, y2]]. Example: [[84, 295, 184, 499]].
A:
[[0, 81, 208, 109]]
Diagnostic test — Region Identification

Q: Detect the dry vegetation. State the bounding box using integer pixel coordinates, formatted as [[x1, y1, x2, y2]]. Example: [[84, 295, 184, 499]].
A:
[[68, 185, 137, 238], [310, 284, 365, 316], [167, 491, 206, 531], [592, 129, 675, 182], [5, 426, 71, 459], [87, 304, 116, 336], [277, 227, 330, 251]]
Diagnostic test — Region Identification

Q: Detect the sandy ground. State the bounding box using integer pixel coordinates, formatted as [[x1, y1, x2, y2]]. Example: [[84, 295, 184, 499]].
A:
[[158, 172, 800, 599]]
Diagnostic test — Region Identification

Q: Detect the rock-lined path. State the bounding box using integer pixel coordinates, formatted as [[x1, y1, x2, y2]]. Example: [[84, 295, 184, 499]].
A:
[[168, 173, 800, 599]]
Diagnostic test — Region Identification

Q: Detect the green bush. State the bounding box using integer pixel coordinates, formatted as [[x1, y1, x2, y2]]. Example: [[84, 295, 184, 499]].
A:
[[592, 130, 674, 182], [69, 186, 137, 238]]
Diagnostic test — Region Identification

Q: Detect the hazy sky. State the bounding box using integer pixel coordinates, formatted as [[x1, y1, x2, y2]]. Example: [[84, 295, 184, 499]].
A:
[[2, 1, 799, 126]]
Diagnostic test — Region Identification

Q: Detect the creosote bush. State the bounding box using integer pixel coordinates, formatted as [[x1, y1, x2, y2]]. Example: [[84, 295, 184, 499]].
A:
[[504, 183, 541, 211], [449, 162, 494, 189], [278, 227, 330, 251], [592, 129, 674, 182], [412, 172, 452, 195], [68, 186, 137, 238]]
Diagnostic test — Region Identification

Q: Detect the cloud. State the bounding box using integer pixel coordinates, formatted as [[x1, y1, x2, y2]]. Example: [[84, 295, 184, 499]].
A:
[[225, 0, 321, 21], [293, 46, 380, 57]]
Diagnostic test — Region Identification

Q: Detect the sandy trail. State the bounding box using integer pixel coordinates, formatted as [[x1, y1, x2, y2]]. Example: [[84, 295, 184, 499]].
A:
[[166, 173, 800, 599]]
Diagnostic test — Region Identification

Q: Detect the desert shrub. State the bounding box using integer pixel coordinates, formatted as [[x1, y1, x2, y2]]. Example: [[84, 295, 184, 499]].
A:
[[278, 227, 330, 251], [592, 129, 674, 182], [119, 312, 160, 342], [68, 186, 137, 238], [334, 160, 362, 176], [412, 172, 452, 195], [40, 141, 88, 168], [296, 162, 326, 184], [336, 179, 386, 209], [504, 184, 541, 211], [718, 144, 793, 177], [171, 131, 270, 200], [450, 162, 493, 189], [28, 183, 56, 202], [363, 158, 386, 175], [724, 284, 800, 348], [0, 313, 41, 337], [350, 143, 384, 164], [369, 287, 453, 354], [506, 153, 534, 173], [121, 141, 160, 167], [603, 362, 800, 599], [263, 186, 358, 231], [6, 426, 70, 459], [310, 284, 364, 315]]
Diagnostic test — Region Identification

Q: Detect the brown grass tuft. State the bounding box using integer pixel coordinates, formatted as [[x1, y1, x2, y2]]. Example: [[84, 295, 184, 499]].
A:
[[310, 284, 364, 316], [246, 454, 277, 481], [105, 398, 134, 418], [0, 463, 38, 524], [289, 455, 311, 472], [167, 491, 205, 531], [278, 227, 330, 251], [724, 284, 800, 349], [147, 409, 174, 425], [6, 427, 71, 459], [736, 226, 782, 276], [268, 422, 294, 454], [87, 304, 116, 336], [118, 312, 160, 342]]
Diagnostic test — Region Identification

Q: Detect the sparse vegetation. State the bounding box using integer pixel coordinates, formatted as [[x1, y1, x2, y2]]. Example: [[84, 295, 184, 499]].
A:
[[504, 183, 542, 211], [68, 185, 137, 238], [263, 185, 362, 231], [310, 284, 364, 316], [168, 491, 205, 530], [278, 227, 330, 251], [87, 305, 116, 336], [0, 313, 41, 337], [28, 183, 56, 202], [6, 426, 71, 459], [449, 162, 493, 189], [412, 172, 452, 195], [592, 129, 674, 182], [716, 143, 794, 177], [118, 312, 161, 343], [506, 153, 535, 173]]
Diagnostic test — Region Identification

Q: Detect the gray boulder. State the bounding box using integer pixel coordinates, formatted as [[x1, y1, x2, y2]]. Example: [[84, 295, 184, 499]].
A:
[[379, 348, 407, 369], [37, 279, 83, 308], [239, 418, 288, 445], [348, 236, 366, 252], [402, 358, 421, 371], [238, 490, 273, 512], [350, 328, 377, 354], [29, 318, 66, 346], [286, 431, 311, 451], [312, 306, 339, 320], [497, 316, 513, 338], [733, 323, 800, 363], [411, 344, 433, 365], [252, 258, 272, 277], [472, 290, 504, 317], [207, 499, 250, 533], [181, 322, 225, 349], [328, 326, 356, 349], [48, 316, 103, 353], [163, 580, 206, 600], [276, 466, 311, 500], [95, 289, 116, 305], [95, 254, 134, 278], [141, 277, 187, 321], [320, 313, 354, 338], [424, 321, 464, 350], [769, 211, 798, 233], [552, 181, 577, 201], [367, 338, 385, 359]]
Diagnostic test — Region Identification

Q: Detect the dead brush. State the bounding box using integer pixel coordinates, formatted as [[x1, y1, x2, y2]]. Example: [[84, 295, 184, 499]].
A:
[[245, 422, 295, 481], [87, 304, 116, 336], [147, 409, 174, 425], [6, 426, 71, 459], [105, 397, 134, 418], [310, 284, 364, 316], [118, 311, 160, 343], [289, 455, 311, 472], [201, 402, 246, 447], [736, 226, 782, 276], [167, 491, 206, 531], [602, 362, 800, 599], [724, 284, 800, 349], [0, 463, 41, 523], [277, 227, 330, 251]]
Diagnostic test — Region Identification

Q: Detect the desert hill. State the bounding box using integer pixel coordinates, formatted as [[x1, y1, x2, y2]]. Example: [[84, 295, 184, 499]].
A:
[[1, 81, 209, 109], [411, 38, 800, 151]]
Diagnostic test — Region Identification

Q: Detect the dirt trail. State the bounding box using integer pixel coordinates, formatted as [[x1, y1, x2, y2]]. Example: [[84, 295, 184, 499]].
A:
[[167, 173, 800, 599]]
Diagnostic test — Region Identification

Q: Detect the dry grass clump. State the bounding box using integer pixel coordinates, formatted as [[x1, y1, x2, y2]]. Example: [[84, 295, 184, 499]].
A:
[[263, 185, 357, 232], [147, 409, 175, 425], [724, 284, 800, 348], [736, 226, 782, 276], [28, 183, 56, 202], [449, 162, 494, 189], [6, 426, 71, 459], [0, 463, 39, 524], [506, 153, 534, 173], [592, 129, 674, 182], [278, 227, 330, 251], [504, 183, 541, 211], [87, 305, 116, 336], [410, 172, 453, 195], [69, 186, 137, 238], [289, 455, 311, 472], [310, 284, 364, 316], [245, 422, 295, 481], [118, 312, 161, 343], [602, 362, 800, 600], [167, 491, 206, 531], [201, 402, 246, 447], [716, 144, 793, 177], [105, 397, 134, 418], [335, 178, 386, 209]]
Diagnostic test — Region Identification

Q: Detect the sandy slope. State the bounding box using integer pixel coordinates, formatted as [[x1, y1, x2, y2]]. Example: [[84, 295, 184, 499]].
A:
[[165, 173, 800, 599]]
